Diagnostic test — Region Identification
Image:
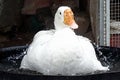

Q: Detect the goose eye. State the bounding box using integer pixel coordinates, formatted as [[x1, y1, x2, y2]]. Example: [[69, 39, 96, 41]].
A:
[[59, 12, 61, 15]]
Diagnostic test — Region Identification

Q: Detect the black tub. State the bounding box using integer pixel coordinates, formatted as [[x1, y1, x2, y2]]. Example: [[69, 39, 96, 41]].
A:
[[0, 45, 120, 80]]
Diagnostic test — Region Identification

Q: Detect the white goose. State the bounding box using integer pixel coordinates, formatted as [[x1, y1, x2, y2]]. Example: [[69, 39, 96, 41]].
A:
[[20, 6, 109, 75]]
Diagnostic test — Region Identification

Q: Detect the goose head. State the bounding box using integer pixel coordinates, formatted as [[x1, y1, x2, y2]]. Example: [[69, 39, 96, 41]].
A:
[[54, 6, 78, 30]]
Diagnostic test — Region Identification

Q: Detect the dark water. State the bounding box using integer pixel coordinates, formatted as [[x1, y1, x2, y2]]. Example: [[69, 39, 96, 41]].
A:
[[0, 45, 120, 76]]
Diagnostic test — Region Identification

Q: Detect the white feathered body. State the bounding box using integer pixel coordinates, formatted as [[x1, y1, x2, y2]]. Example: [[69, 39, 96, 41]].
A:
[[20, 28, 108, 75]]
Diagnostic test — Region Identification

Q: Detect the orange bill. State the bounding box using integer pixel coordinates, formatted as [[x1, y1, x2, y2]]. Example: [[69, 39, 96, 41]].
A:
[[64, 9, 78, 29]]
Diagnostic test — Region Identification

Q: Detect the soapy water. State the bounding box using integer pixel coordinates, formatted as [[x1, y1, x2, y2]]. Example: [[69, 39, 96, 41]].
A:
[[0, 45, 120, 75]]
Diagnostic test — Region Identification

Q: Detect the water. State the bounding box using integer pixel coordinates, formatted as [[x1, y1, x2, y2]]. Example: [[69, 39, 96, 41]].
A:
[[0, 45, 120, 76]]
